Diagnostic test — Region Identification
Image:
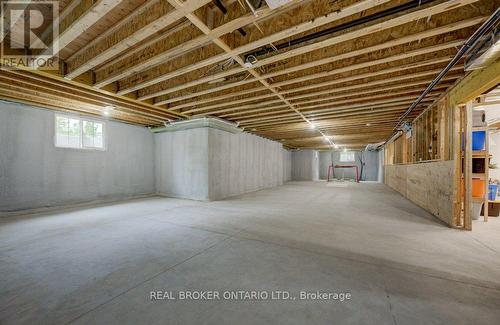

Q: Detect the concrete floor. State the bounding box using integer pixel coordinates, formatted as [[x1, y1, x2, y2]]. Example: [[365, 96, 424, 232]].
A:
[[1, 182, 500, 325]]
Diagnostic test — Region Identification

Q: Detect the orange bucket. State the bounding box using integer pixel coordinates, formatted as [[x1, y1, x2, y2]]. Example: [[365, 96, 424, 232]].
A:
[[472, 179, 486, 198]]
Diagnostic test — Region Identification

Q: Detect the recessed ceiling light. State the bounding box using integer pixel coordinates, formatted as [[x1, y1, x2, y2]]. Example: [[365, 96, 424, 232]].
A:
[[309, 122, 316, 129]]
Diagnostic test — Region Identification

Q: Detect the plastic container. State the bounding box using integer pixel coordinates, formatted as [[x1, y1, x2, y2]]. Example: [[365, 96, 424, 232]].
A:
[[472, 202, 482, 220], [488, 184, 498, 201], [472, 131, 486, 151], [472, 178, 485, 198]]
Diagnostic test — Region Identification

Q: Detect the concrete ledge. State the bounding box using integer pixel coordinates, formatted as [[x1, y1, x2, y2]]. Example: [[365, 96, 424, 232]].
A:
[[151, 117, 242, 134]]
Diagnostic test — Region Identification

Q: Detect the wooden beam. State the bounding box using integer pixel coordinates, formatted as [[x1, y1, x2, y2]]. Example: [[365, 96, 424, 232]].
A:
[[171, 73, 459, 113], [157, 34, 468, 106], [253, 0, 479, 70], [0, 73, 171, 120], [65, 0, 212, 79], [43, 0, 124, 57], [226, 88, 450, 120], [207, 89, 446, 119], [108, 0, 309, 91], [281, 64, 463, 96], [241, 102, 433, 128], [449, 57, 500, 106], [237, 97, 438, 124], [162, 56, 459, 109], [286, 74, 461, 102], [271, 40, 464, 88], [0, 85, 161, 125], [146, 13, 484, 104], [66, 0, 162, 62], [464, 101, 473, 230], [0, 67, 187, 120], [120, 0, 392, 95]]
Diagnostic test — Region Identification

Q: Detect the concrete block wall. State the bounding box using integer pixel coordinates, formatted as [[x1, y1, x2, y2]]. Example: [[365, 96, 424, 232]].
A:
[[0, 102, 155, 212]]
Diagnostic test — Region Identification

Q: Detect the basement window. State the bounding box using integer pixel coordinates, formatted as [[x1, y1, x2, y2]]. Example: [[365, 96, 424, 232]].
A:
[[55, 114, 105, 150], [340, 151, 355, 162]]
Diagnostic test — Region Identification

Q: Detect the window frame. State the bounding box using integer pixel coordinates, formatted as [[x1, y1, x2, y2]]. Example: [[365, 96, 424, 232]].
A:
[[54, 113, 107, 151], [339, 151, 355, 163]]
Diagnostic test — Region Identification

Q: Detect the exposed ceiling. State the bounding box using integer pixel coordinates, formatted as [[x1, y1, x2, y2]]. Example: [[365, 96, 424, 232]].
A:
[[0, 0, 498, 149]]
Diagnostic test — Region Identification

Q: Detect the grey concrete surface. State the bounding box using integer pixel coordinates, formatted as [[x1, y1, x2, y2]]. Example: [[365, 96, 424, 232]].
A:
[[155, 126, 291, 201], [155, 128, 210, 200], [208, 128, 290, 200], [291, 150, 319, 181], [1, 182, 500, 324], [318, 150, 379, 181], [0, 102, 155, 212]]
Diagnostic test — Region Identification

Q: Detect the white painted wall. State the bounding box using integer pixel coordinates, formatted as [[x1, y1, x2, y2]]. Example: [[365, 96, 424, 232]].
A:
[[0, 102, 155, 212]]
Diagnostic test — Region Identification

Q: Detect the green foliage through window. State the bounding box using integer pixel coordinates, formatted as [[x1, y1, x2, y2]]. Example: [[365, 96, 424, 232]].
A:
[[55, 115, 105, 149]]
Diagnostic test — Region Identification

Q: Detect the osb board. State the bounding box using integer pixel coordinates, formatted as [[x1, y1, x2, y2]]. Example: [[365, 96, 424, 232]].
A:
[[385, 160, 455, 226], [385, 164, 407, 195]]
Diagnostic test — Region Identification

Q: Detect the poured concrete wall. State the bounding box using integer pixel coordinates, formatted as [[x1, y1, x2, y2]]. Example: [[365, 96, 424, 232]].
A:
[[155, 128, 209, 200], [318, 150, 380, 181], [283, 150, 292, 182], [208, 129, 290, 200], [154, 123, 291, 201], [291, 150, 319, 181], [0, 102, 155, 212]]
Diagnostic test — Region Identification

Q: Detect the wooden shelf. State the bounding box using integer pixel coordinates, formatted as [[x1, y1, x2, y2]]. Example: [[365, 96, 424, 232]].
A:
[[472, 151, 488, 157], [472, 196, 485, 203]]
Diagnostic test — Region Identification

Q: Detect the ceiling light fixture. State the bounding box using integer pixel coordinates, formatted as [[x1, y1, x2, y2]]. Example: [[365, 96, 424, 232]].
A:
[[103, 105, 115, 116], [244, 55, 258, 68]]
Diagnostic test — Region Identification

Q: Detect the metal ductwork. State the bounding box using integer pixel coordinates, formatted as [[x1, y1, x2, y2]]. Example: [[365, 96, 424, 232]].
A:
[[465, 28, 500, 71]]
